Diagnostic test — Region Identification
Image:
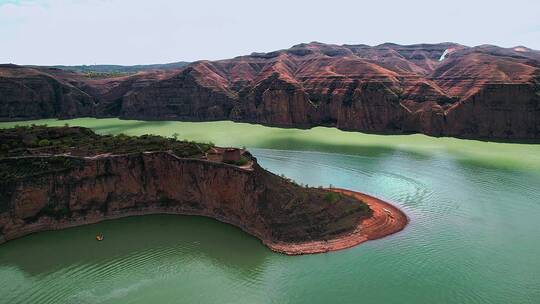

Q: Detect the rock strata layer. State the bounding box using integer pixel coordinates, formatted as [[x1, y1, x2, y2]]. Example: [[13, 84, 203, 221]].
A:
[[3, 42, 538, 139], [0, 126, 402, 254]]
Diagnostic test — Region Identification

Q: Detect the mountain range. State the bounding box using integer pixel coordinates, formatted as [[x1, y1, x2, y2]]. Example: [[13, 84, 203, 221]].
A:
[[1, 42, 539, 139]]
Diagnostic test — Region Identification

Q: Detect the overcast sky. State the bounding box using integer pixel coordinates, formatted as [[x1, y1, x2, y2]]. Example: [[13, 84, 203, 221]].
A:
[[1, 0, 539, 65]]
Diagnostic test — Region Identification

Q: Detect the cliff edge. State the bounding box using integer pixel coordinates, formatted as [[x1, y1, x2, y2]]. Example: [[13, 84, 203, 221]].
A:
[[0, 126, 406, 254]]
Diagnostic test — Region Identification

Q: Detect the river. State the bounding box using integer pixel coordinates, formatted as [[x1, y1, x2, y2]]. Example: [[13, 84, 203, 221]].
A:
[[0, 118, 539, 304]]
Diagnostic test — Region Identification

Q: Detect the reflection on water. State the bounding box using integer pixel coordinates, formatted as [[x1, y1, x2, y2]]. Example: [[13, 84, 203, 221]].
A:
[[0, 215, 270, 275], [0, 216, 272, 304]]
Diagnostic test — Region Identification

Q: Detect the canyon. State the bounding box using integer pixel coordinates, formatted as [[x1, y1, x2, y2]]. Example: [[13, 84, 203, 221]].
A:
[[1, 42, 539, 139], [0, 126, 405, 254]]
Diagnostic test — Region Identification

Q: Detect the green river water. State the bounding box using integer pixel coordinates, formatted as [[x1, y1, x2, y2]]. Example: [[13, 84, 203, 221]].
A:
[[0, 118, 539, 304]]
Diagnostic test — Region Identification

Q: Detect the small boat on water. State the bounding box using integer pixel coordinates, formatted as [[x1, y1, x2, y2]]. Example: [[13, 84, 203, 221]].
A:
[[96, 234, 104, 241]]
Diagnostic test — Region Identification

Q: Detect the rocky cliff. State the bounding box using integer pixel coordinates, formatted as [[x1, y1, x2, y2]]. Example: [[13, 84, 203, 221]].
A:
[[2, 42, 539, 139], [0, 126, 374, 254], [0, 64, 95, 120]]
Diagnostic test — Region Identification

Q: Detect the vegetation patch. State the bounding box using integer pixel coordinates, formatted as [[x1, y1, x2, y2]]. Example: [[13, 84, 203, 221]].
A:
[[82, 71, 135, 78], [224, 156, 249, 166], [324, 191, 342, 203], [0, 157, 83, 182], [0, 125, 214, 159], [0, 125, 218, 182]]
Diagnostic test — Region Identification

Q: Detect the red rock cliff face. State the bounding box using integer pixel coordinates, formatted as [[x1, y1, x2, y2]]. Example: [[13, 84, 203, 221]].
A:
[[232, 73, 314, 127], [1, 43, 539, 139], [0, 152, 369, 252], [0, 65, 95, 120], [442, 83, 540, 138], [120, 67, 236, 120]]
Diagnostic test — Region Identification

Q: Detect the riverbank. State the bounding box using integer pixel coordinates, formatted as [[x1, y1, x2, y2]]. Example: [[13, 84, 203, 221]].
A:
[[0, 188, 407, 256], [267, 188, 408, 255], [0, 190, 406, 256]]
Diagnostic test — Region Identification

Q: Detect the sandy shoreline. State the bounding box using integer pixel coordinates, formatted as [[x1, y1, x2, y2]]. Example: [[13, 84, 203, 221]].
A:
[[1, 188, 407, 256], [266, 188, 408, 255]]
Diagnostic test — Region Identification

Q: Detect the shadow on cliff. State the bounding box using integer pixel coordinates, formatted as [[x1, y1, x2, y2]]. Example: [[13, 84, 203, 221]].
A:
[[0, 215, 272, 278]]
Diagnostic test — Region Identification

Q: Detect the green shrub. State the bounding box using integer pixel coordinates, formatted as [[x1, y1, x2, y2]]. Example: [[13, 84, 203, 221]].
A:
[[324, 192, 341, 203]]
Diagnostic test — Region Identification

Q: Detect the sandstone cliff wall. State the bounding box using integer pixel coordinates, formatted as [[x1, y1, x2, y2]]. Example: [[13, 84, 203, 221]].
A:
[[2, 42, 539, 140], [0, 65, 95, 120], [0, 152, 368, 251]]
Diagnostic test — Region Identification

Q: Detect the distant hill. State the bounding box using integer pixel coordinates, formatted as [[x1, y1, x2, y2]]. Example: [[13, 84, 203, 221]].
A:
[[41, 61, 190, 73]]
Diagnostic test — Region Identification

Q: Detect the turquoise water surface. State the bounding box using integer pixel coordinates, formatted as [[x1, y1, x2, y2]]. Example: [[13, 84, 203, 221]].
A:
[[0, 118, 539, 304]]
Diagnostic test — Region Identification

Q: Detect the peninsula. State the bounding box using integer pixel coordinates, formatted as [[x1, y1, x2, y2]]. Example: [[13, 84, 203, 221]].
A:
[[0, 125, 406, 254]]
